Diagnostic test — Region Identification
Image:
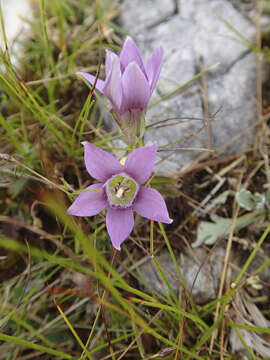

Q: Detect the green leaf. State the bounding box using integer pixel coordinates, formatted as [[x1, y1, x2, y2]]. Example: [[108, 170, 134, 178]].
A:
[[210, 190, 235, 207], [192, 214, 233, 248], [236, 189, 265, 211], [192, 212, 266, 248], [252, 193, 266, 210]]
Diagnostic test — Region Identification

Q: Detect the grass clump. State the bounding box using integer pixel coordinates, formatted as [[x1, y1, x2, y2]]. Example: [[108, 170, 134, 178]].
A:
[[0, 1, 270, 359]]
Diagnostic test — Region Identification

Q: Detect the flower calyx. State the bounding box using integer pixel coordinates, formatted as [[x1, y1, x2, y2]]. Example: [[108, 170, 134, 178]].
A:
[[105, 173, 139, 208]]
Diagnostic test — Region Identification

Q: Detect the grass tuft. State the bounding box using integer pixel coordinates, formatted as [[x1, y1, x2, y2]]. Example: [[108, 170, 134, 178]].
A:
[[0, 0, 269, 359]]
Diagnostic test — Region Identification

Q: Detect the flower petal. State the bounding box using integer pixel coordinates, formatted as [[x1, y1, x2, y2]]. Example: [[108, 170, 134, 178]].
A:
[[77, 72, 105, 93], [145, 47, 164, 94], [105, 50, 114, 76], [119, 37, 146, 75], [103, 54, 123, 113], [106, 208, 134, 250], [121, 62, 151, 112], [82, 142, 122, 182], [124, 144, 157, 184], [133, 186, 173, 224], [67, 184, 107, 216]]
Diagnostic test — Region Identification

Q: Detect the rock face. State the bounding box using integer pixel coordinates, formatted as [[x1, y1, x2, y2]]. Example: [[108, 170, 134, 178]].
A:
[[139, 246, 226, 304], [138, 245, 270, 304], [120, 0, 260, 175], [0, 0, 33, 66]]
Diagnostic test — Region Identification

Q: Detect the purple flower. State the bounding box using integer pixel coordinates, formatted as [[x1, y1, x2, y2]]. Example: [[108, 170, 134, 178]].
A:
[[77, 37, 163, 144], [67, 142, 172, 250]]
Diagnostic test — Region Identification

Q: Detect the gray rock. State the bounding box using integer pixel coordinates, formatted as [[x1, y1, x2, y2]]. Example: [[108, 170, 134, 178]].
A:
[[138, 245, 269, 304], [120, 0, 263, 175], [229, 0, 256, 15], [120, 0, 176, 32], [139, 246, 226, 304], [0, 0, 33, 66]]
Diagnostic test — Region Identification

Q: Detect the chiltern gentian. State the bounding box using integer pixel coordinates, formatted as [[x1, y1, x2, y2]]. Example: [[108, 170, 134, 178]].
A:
[[67, 142, 172, 250], [77, 37, 163, 144]]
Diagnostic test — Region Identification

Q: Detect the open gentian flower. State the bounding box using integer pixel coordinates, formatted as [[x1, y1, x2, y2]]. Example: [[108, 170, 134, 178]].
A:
[[77, 37, 163, 144], [67, 142, 172, 250]]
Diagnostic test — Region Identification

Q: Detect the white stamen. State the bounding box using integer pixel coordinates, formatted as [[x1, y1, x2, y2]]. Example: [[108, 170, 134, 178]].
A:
[[116, 187, 124, 198]]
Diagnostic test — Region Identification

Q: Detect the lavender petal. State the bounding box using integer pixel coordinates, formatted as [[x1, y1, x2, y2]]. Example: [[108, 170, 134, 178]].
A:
[[145, 47, 164, 94], [105, 50, 117, 76], [119, 37, 146, 75], [121, 62, 150, 113], [82, 142, 122, 182], [133, 186, 173, 224], [67, 184, 107, 216], [106, 208, 134, 250], [103, 53, 123, 113], [124, 145, 157, 184], [77, 72, 105, 93]]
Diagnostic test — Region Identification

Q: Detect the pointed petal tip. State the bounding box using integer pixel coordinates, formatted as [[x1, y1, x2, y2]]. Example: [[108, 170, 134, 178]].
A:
[[158, 216, 173, 225], [124, 36, 134, 44], [133, 187, 172, 224], [122, 37, 138, 54], [158, 46, 164, 60], [152, 217, 173, 225], [158, 46, 164, 54], [105, 50, 119, 62], [120, 37, 147, 79], [112, 243, 121, 251], [149, 143, 158, 151], [76, 72, 105, 93], [66, 184, 107, 217], [67, 203, 79, 216], [76, 71, 91, 79], [67, 206, 73, 215]]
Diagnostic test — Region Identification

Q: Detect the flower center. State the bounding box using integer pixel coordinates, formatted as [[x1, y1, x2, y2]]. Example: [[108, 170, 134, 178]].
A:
[[105, 173, 139, 208]]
